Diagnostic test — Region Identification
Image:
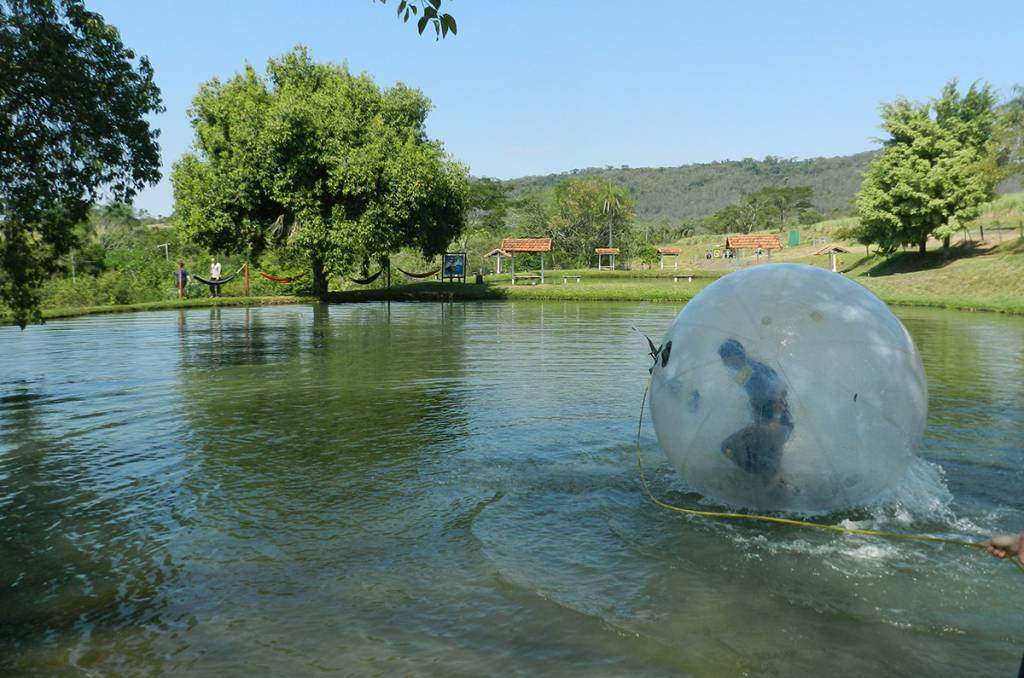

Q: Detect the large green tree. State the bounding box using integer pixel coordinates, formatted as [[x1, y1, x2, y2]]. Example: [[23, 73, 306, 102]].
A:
[[0, 0, 163, 327], [172, 47, 468, 295], [855, 81, 999, 255], [703, 185, 816, 234], [546, 178, 634, 266], [996, 84, 1024, 178]]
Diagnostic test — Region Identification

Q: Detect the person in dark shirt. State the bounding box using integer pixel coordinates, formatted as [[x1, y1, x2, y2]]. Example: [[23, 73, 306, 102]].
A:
[[174, 262, 190, 298], [718, 338, 794, 484]]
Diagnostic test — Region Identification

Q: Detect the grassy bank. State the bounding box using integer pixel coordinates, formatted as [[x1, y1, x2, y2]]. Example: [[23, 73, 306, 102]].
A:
[[326, 276, 711, 304], [10, 191, 1024, 323], [10, 241, 1022, 323]]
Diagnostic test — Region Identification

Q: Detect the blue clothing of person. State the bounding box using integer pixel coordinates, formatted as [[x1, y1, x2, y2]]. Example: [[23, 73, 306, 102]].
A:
[[718, 338, 794, 481], [735, 360, 794, 429], [174, 268, 189, 286]]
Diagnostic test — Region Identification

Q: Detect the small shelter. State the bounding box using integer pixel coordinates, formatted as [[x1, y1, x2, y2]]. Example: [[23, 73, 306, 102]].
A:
[[656, 246, 680, 270], [724, 235, 782, 260], [500, 238, 552, 283], [814, 244, 851, 272], [484, 248, 510, 275], [595, 247, 620, 270]]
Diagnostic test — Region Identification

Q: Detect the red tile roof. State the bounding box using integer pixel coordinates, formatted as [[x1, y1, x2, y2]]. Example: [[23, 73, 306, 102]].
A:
[[724, 235, 782, 250], [501, 238, 552, 253], [657, 247, 681, 255], [594, 247, 620, 255]]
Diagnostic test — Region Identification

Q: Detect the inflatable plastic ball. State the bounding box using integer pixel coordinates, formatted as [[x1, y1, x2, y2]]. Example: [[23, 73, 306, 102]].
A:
[[649, 263, 927, 512]]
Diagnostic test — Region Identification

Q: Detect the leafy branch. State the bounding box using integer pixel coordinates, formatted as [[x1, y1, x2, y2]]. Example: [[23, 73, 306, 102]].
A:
[[377, 0, 457, 39]]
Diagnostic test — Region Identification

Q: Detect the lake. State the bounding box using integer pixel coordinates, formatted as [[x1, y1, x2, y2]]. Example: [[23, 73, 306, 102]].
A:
[[1, 301, 1022, 675]]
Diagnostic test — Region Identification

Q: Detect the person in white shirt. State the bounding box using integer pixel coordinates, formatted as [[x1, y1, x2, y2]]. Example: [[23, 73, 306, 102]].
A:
[[210, 258, 222, 297]]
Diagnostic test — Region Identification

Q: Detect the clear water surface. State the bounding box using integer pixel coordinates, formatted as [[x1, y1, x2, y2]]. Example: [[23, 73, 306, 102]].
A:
[[1, 301, 1022, 676]]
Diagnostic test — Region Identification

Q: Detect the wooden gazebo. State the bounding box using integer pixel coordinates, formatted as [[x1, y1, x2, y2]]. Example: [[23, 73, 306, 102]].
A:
[[814, 244, 851, 272], [724, 235, 782, 260], [595, 247, 620, 271], [656, 246, 680, 270], [724, 235, 782, 252], [484, 248, 510, 274], [500, 238, 552, 284]]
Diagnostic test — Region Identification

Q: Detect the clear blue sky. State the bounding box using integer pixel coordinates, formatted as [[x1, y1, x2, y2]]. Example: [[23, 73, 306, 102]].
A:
[[86, 0, 1024, 217]]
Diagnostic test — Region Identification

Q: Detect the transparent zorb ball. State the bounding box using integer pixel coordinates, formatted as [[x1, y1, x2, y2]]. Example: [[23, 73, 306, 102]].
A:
[[649, 264, 927, 512]]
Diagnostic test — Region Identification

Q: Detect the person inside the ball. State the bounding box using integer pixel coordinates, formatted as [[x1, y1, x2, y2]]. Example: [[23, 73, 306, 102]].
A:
[[717, 338, 794, 485]]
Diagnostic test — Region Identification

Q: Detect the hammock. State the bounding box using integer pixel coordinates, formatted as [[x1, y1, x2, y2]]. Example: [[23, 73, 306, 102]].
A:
[[349, 268, 383, 285], [397, 266, 441, 279], [259, 271, 305, 284], [192, 272, 238, 286]]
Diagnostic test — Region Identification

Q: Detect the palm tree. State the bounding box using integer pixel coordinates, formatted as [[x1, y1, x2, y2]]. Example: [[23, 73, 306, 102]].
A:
[[601, 184, 626, 248]]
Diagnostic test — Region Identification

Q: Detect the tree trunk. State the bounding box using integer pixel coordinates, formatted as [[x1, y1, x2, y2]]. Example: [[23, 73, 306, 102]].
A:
[[979, 225, 985, 241], [942, 235, 950, 260], [918, 239, 927, 254], [311, 255, 327, 298]]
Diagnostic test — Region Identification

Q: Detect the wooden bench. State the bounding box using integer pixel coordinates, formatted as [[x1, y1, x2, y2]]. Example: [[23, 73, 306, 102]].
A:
[[511, 274, 543, 285], [562, 275, 581, 284], [672, 275, 693, 283]]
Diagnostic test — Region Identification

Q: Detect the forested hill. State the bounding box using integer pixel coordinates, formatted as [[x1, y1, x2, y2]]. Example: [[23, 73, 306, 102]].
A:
[[505, 151, 882, 224]]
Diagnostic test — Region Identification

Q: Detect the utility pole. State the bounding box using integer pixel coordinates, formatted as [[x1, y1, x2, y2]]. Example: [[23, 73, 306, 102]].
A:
[[157, 243, 170, 261]]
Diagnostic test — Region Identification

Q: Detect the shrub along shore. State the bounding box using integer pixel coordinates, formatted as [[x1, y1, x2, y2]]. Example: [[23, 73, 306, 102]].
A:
[[5, 253, 1023, 326]]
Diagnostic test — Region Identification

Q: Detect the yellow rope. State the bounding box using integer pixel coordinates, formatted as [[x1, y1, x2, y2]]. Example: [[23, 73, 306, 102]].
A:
[[634, 383, 1024, 572]]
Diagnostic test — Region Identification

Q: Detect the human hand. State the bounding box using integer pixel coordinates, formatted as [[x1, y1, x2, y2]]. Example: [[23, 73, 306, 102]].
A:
[[980, 533, 1024, 564]]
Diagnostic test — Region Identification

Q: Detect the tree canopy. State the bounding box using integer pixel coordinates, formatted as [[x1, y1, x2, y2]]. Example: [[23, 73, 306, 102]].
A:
[[703, 185, 817, 234], [0, 0, 163, 326], [172, 46, 468, 295], [855, 81, 1000, 255], [546, 178, 635, 266]]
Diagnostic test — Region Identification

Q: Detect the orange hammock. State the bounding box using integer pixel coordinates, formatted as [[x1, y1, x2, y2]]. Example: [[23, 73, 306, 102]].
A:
[[350, 269, 383, 285], [259, 271, 305, 284], [397, 266, 441, 279]]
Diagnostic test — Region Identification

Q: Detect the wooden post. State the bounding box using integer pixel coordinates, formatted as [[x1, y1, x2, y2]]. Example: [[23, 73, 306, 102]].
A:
[[244, 262, 250, 296], [540, 253, 545, 284]]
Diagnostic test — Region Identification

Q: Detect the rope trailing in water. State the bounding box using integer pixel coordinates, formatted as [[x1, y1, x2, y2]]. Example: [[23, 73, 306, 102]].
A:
[[634, 382, 1024, 572], [349, 268, 383, 285], [396, 266, 440, 279], [259, 271, 305, 284]]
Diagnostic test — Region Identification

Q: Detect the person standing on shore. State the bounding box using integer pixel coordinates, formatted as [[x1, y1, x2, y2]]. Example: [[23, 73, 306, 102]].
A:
[[174, 261, 190, 298], [209, 257, 222, 298]]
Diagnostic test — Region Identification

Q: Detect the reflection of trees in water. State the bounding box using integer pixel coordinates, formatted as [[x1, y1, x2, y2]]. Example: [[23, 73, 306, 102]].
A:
[[901, 310, 1024, 493], [0, 384, 184, 672], [902, 310, 1021, 413], [176, 302, 470, 504]]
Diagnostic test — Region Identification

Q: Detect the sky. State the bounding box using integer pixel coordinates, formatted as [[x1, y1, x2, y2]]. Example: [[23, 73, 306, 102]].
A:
[[85, 0, 1024, 217]]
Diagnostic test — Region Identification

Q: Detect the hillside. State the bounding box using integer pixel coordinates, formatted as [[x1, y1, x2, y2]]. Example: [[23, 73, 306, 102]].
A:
[[504, 151, 1023, 226]]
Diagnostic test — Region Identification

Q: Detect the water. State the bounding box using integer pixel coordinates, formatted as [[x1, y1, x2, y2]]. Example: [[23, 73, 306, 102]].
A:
[[0, 301, 1022, 676]]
